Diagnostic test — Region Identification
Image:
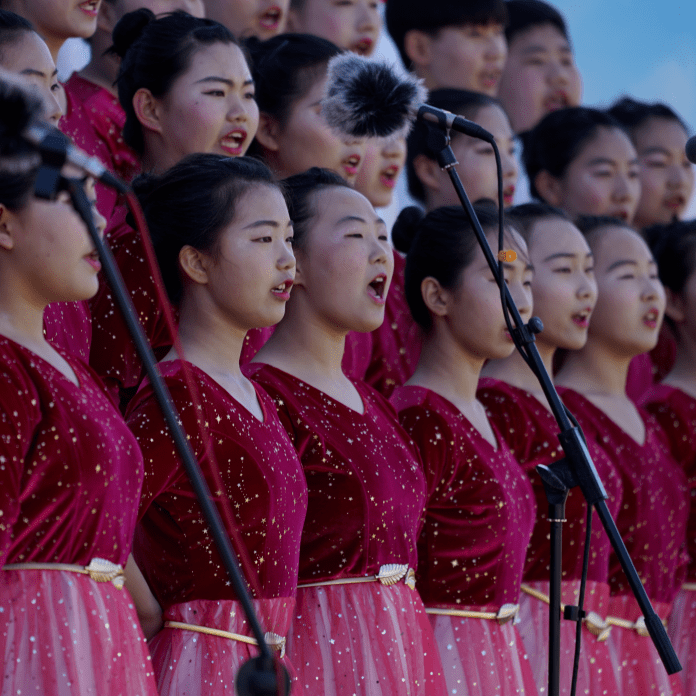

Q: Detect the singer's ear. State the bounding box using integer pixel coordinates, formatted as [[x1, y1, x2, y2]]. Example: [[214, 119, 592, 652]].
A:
[[533, 170, 563, 207], [412, 154, 442, 192], [254, 113, 281, 153], [133, 88, 163, 136], [403, 29, 434, 70], [0, 205, 16, 251], [178, 245, 210, 286], [421, 276, 449, 317], [664, 286, 686, 324]]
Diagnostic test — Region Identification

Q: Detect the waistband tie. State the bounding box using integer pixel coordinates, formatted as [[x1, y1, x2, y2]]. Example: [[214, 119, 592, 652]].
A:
[[426, 603, 519, 625], [3, 558, 125, 589], [298, 564, 416, 590]]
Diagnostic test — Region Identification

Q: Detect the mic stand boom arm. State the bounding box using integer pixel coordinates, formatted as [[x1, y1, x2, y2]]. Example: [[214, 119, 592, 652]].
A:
[[422, 121, 681, 696]]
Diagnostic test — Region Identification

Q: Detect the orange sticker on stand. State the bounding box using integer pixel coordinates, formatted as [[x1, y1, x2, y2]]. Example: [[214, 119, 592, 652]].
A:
[[497, 250, 517, 262]]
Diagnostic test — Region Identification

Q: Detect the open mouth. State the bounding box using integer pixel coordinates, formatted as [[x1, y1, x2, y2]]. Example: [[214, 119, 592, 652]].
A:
[[78, 0, 99, 15], [84, 249, 101, 271], [610, 209, 630, 222], [544, 91, 569, 113], [664, 195, 686, 211], [367, 274, 387, 304], [571, 309, 591, 327], [353, 37, 374, 56], [220, 129, 247, 156], [503, 185, 515, 205], [342, 153, 362, 178], [271, 279, 293, 300], [479, 70, 501, 90], [643, 307, 659, 328], [379, 165, 400, 189], [259, 5, 282, 30]]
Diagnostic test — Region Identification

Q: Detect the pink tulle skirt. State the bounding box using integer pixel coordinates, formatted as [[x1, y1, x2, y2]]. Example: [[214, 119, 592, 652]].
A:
[[0, 568, 158, 696], [149, 597, 299, 696], [427, 606, 537, 696], [607, 594, 684, 696], [669, 587, 696, 696], [517, 580, 619, 696], [288, 581, 447, 695]]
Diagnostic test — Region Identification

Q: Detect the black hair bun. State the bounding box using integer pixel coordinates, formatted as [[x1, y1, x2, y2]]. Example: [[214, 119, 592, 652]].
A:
[[392, 205, 425, 254], [111, 8, 155, 59]]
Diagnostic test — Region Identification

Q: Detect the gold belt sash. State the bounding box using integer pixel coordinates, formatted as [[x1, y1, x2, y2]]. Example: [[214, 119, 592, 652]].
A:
[[605, 614, 666, 637], [682, 582, 696, 591], [520, 584, 611, 641], [298, 564, 416, 590], [3, 558, 125, 589], [164, 621, 286, 658], [426, 603, 519, 625]]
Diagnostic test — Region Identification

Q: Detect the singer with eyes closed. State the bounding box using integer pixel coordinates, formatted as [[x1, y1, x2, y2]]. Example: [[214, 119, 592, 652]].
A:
[[556, 216, 688, 696], [389, 204, 539, 696], [246, 168, 448, 696], [88, 9, 260, 408], [0, 80, 159, 696], [477, 203, 623, 696]]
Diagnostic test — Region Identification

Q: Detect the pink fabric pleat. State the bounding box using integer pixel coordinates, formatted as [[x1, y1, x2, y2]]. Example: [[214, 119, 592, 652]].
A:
[[149, 597, 300, 696], [607, 594, 684, 696], [0, 569, 158, 696], [287, 581, 447, 695], [428, 610, 538, 696], [669, 588, 696, 696], [516, 580, 620, 696]]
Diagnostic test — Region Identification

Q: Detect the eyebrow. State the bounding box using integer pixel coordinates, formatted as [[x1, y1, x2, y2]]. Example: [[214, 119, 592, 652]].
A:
[[194, 76, 254, 86], [606, 259, 656, 272], [641, 146, 672, 157], [542, 251, 593, 262], [243, 219, 287, 229], [587, 156, 640, 167], [521, 44, 572, 54], [337, 215, 386, 226], [21, 67, 58, 78]]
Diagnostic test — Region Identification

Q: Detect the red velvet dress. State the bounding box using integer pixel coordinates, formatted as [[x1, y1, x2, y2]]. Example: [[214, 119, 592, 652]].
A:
[[126, 360, 308, 696], [43, 300, 92, 362], [246, 363, 447, 696], [89, 205, 172, 406], [642, 384, 696, 696], [0, 336, 158, 696], [364, 250, 422, 397], [478, 378, 623, 696], [392, 385, 538, 696], [559, 388, 689, 696], [61, 74, 139, 223]]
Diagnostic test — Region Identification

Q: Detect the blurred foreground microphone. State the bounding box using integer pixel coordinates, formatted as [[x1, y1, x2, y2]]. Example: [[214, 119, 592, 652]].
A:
[[322, 53, 494, 142], [0, 76, 127, 193], [686, 136, 696, 164]]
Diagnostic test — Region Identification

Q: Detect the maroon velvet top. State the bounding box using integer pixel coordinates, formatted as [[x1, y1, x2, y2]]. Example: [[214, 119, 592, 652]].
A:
[[641, 384, 696, 582], [478, 378, 623, 583], [0, 336, 143, 567], [559, 388, 689, 602], [61, 75, 139, 223], [43, 300, 92, 363], [89, 206, 172, 403], [364, 251, 422, 397], [392, 385, 535, 609], [245, 363, 426, 583], [126, 361, 307, 608]]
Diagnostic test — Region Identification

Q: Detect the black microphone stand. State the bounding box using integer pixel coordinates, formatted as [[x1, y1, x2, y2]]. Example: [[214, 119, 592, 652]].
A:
[[32, 130, 290, 696], [420, 116, 681, 696]]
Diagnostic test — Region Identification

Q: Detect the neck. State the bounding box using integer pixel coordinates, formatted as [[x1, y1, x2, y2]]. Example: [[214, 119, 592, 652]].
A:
[[79, 36, 119, 95], [556, 338, 631, 396], [252, 291, 347, 382], [482, 338, 556, 393], [173, 292, 247, 377], [140, 143, 176, 176], [0, 279, 51, 348], [409, 322, 484, 403]]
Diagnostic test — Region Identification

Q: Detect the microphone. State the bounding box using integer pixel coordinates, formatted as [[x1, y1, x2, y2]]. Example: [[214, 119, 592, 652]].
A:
[[0, 77, 127, 193], [686, 136, 696, 165], [322, 53, 494, 143]]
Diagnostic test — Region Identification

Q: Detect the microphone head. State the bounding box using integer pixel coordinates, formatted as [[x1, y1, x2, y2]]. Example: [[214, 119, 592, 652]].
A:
[[0, 75, 43, 141], [686, 135, 696, 165], [322, 53, 427, 140]]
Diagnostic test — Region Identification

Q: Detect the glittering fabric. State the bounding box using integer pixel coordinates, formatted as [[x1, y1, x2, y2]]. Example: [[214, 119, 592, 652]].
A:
[[364, 250, 422, 397], [392, 385, 537, 696], [642, 384, 696, 696], [43, 300, 92, 363], [61, 75, 139, 223], [0, 336, 157, 695], [89, 205, 172, 404], [246, 363, 446, 695], [478, 378, 623, 696], [559, 387, 689, 696], [127, 360, 307, 605]]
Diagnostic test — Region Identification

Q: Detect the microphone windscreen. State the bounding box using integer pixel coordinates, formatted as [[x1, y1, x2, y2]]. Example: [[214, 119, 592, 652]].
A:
[[322, 53, 427, 140], [686, 136, 696, 165]]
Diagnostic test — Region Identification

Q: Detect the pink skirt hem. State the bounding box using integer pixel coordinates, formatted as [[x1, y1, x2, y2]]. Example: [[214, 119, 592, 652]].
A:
[[669, 587, 696, 696]]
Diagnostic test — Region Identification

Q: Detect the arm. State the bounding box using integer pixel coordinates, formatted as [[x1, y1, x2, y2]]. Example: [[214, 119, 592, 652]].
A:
[[124, 554, 163, 640]]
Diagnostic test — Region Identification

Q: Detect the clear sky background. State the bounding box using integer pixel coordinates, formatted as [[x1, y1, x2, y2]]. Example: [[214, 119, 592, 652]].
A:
[[374, 0, 696, 219]]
